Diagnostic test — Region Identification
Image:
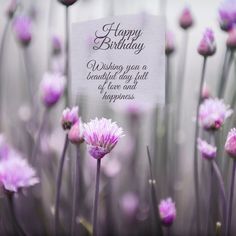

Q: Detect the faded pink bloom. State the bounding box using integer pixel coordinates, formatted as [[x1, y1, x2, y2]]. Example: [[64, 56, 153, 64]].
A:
[[83, 118, 124, 159], [120, 192, 139, 219], [198, 138, 217, 160], [159, 198, 176, 226], [13, 15, 32, 47], [218, 0, 236, 31], [179, 7, 194, 30], [52, 35, 62, 55], [102, 158, 121, 178], [6, 0, 18, 19], [0, 155, 39, 192], [40, 72, 65, 108], [166, 31, 175, 55], [225, 128, 236, 158], [227, 27, 236, 49], [58, 0, 78, 6], [61, 107, 79, 130], [68, 119, 84, 144], [199, 98, 233, 130], [198, 29, 216, 56]]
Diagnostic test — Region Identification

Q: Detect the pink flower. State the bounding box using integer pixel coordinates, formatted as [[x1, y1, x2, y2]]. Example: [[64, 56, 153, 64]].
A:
[[159, 198, 176, 226], [83, 118, 124, 159], [0, 155, 39, 192], [68, 119, 84, 144], [61, 107, 79, 130], [40, 72, 65, 108], [201, 83, 211, 100], [227, 27, 236, 49], [13, 16, 32, 47], [166, 31, 175, 55], [58, 0, 78, 6], [198, 138, 217, 160], [179, 7, 194, 30], [52, 36, 62, 55], [6, 0, 18, 19], [199, 98, 233, 130], [198, 29, 216, 57], [225, 128, 236, 158]]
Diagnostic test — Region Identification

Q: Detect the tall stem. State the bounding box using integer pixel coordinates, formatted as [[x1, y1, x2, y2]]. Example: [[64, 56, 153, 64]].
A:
[[146, 146, 163, 236], [71, 145, 80, 236], [212, 160, 227, 222], [65, 6, 70, 106], [206, 163, 213, 235], [0, 20, 10, 131], [54, 134, 69, 236], [92, 159, 101, 236], [6, 193, 26, 236], [225, 160, 236, 236], [193, 56, 207, 234], [31, 109, 48, 164]]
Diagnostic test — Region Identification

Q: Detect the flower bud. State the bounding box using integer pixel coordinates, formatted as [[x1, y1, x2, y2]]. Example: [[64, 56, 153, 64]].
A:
[[198, 29, 216, 57], [61, 107, 79, 130], [159, 198, 176, 227], [225, 128, 236, 158], [165, 31, 175, 56], [179, 7, 194, 30], [68, 119, 84, 144], [58, 0, 78, 7], [227, 27, 236, 50], [198, 138, 217, 160]]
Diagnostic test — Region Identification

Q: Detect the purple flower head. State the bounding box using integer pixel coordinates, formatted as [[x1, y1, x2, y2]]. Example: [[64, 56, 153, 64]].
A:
[[198, 138, 217, 160], [225, 128, 236, 158], [0, 155, 39, 192], [179, 7, 194, 30], [40, 72, 65, 108], [68, 119, 84, 144], [83, 118, 124, 159], [52, 36, 62, 55], [13, 16, 32, 47], [58, 0, 78, 6], [198, 29, 216, 57], [227, 26, 236, 49], [218, 0, 236, 31], [199, 98, 233, 131], [61, 107, 79, 130], [120, 192, 139, 219], [6, 0, 18, 19], [166, 31, 175, 55], [159, 198, 176, 227]]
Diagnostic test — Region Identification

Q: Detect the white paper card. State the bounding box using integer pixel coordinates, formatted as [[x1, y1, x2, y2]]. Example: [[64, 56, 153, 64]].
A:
[[71, 13, 165, 106]]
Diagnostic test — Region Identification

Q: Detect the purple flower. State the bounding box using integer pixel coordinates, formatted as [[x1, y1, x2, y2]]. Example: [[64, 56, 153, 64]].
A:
[[166, 31, 175, 55], [218, 0, 236, 31], [52, 36, 62, 55], [40, 72, 65, 108], [0, 155, 39, 192], [179, 7, 194, 30], [199, 98, 233, 130], [83, 118, 124, 159], [227, 26, 236, 49], [225, 128, 236, 158], [68, 119, 84, 144], [198, 138, 217, 160], [57, 0, 78, 6], [61, 107, 79, 130], [198, 29, 216, 57], [159, 198, 176, 226], [13, 16, 32, 47]]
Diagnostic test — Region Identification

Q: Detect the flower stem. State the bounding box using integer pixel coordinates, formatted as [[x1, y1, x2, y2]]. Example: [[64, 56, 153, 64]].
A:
[[206, 163, 213, 235], [31, 109, 48, 164], [0, 19, 10, 131], [6, 192, 27, 236], [219, 49, 234, 98], [71, 145, 80, 236], [225, 160, 236, 236], [212, 160, 227, 222], [193, 56, 207, 234], [92, 159, 101, 236], [65, 6, 71, 106], [146, 146, 163, 236], [54, 134, 69, 236]]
